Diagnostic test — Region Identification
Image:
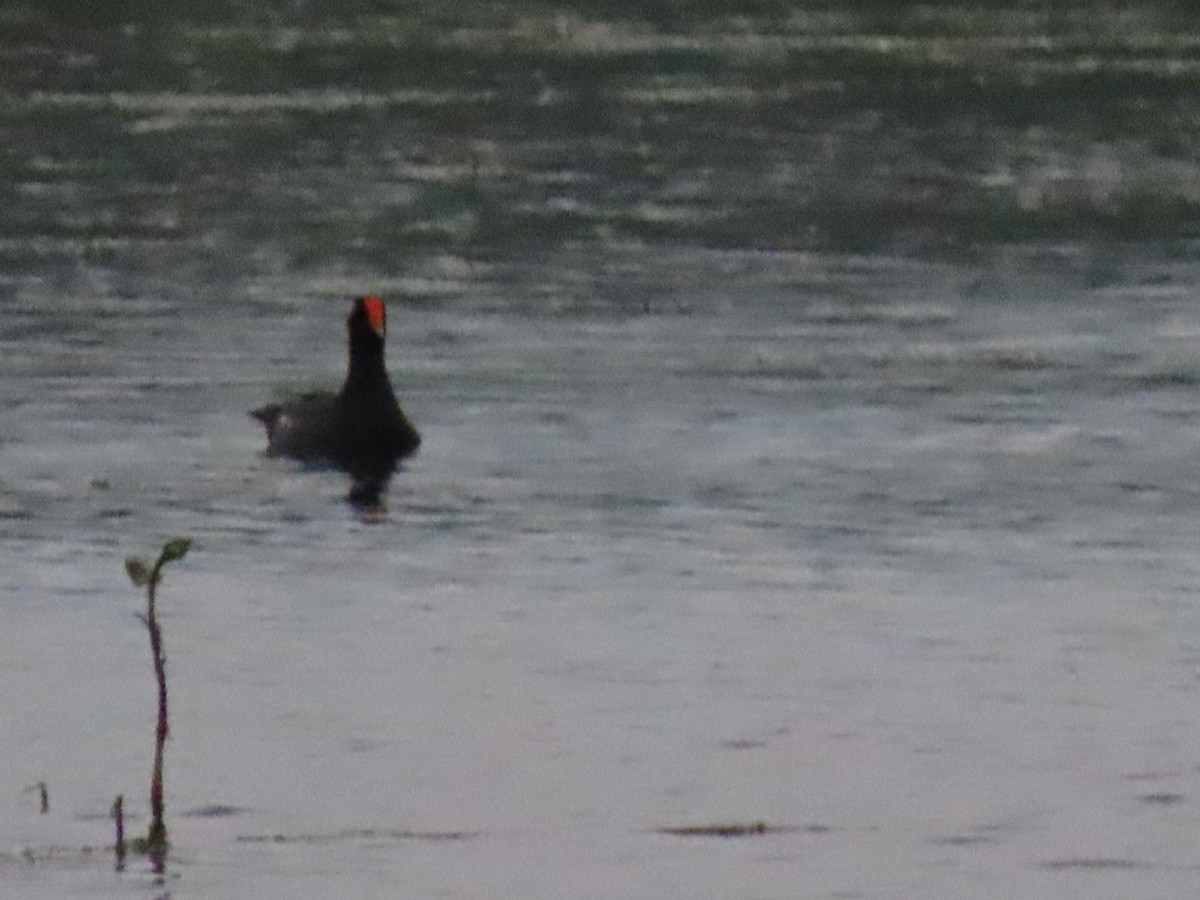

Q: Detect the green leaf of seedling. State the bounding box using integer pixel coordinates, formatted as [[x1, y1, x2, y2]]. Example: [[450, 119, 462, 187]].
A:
[[125, 557, 152, 587], [159, 538, 192, 565]]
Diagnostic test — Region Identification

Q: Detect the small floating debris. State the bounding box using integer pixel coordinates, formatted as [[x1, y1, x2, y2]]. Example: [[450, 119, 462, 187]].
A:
[[935, 833, 993, 847], [236, 828, 476, 844], [181, 804, 252, 818], [1040, 857, 1147, 871], [718, 737, 768, 750], [658, 821, 792, 838], [1139, 792, 1185, 806], [0, 844, 109, 867]]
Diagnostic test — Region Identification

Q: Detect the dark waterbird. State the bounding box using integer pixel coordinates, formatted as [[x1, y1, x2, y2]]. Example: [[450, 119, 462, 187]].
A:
[[251, 296, 420, 504]]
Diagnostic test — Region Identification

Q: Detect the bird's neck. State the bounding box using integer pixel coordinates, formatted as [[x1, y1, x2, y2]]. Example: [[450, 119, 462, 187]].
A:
[[344, 353, 388, 389]]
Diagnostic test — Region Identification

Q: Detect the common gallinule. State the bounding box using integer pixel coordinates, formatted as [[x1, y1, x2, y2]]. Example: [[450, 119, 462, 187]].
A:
[[251, 295, 420, 503]]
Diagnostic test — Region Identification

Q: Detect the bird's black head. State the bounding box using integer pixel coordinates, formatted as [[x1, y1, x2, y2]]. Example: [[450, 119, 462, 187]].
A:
[[348, 295, 387, 342]]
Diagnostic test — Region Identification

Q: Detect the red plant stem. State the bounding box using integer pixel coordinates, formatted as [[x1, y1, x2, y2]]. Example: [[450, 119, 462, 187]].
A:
[[145, 568, 169, 848]]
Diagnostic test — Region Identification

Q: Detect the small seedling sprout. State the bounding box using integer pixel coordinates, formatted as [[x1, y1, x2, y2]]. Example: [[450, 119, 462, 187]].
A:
[[123, 537, 192, 869]]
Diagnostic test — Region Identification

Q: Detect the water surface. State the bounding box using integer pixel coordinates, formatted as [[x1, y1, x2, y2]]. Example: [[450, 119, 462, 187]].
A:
[[6, 5, 1200, 899]]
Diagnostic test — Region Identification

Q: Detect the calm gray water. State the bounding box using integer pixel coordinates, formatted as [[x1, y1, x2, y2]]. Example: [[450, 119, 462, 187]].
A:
[[8, 6, 1200, 898], [7, 247, 1200, 899]]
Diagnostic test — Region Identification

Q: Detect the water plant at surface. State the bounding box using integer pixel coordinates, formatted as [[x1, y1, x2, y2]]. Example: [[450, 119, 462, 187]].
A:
[[123, 537, 192, 870], [112, 795, 125, 871]]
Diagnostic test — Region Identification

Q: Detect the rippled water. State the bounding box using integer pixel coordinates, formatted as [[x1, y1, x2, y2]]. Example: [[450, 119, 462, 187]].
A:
[[7, 247, 1200, 899], [8, 6, 1200, 899]]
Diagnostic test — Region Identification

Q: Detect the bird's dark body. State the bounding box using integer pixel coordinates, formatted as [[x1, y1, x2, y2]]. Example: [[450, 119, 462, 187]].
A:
[[251, 297, 420, 502]]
